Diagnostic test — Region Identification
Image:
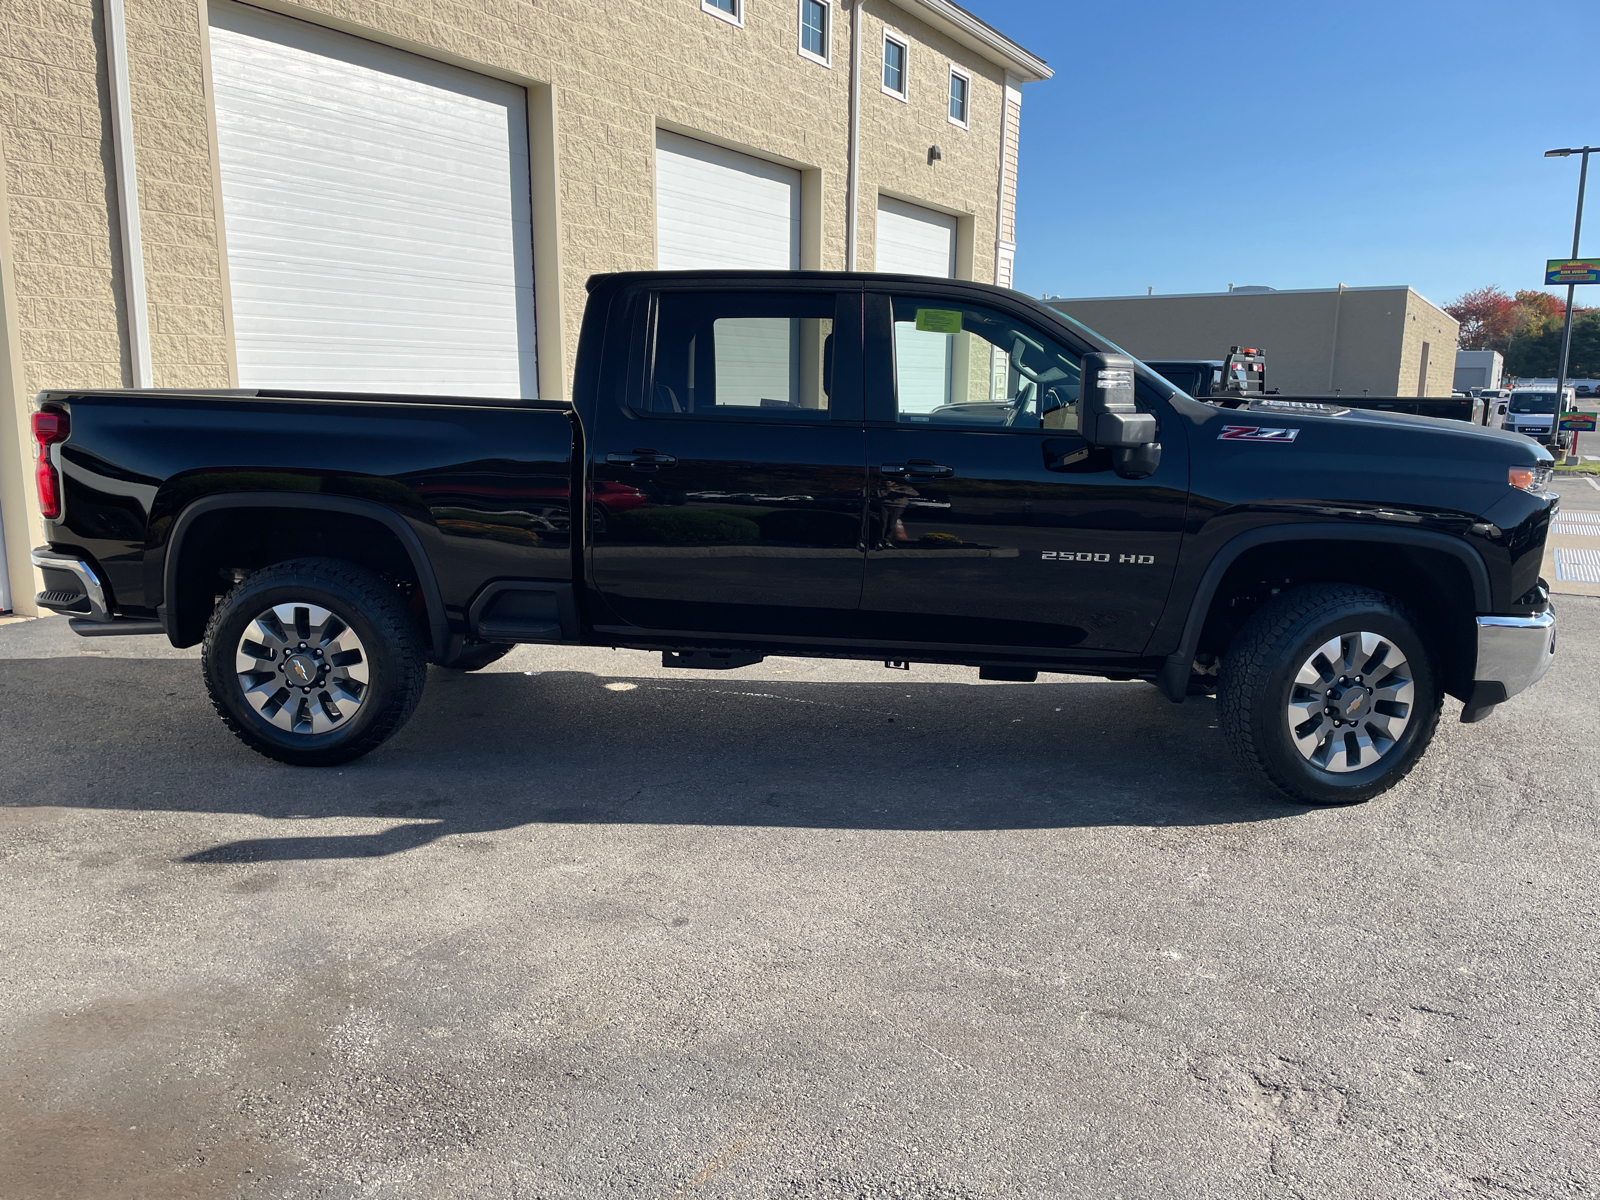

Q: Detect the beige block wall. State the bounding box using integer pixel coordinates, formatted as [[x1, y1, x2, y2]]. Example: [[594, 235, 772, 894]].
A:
[[857, 0, 1004, 281], [1325, 289, 1407, 398], [206, 0, 873, 393], [1, 0, 128, 397], [0, 0, 1028, 607], [0, 0, 127, 612], [1399, 291, 1460, 398], [1, 122, 44, 614], [127, 0, 234, 387]]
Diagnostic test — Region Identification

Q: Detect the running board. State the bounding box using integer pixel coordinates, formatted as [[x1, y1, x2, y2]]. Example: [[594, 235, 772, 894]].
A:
[[69, 617, 165, 637]]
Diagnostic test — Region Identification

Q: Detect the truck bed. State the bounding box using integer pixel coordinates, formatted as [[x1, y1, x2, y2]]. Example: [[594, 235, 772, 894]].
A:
[[35, 387, 578, 654]]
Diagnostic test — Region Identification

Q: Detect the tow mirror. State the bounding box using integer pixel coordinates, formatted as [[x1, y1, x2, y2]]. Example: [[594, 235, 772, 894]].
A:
[[1081, 353, 1161, 478]]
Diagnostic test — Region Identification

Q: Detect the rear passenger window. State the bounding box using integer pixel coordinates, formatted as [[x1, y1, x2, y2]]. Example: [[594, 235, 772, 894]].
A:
[[890, 296, 1081, 431], [646, 292, 836, 417]]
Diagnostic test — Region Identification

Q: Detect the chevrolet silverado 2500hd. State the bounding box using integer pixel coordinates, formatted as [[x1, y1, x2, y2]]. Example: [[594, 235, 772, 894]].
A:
[[29, 271, 1558, 805]]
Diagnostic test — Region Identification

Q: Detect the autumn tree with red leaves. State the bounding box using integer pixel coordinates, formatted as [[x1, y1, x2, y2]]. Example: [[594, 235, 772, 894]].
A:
[[1446, 286, 1517, 350]]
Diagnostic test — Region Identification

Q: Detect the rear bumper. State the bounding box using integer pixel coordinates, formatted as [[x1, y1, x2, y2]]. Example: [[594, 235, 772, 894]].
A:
[[1473, 609, 1556, 702], [30, 547, 110, 621]]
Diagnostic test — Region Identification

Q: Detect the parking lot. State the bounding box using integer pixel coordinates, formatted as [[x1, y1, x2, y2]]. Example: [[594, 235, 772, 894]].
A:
[[4, 512, 1598, 1199]]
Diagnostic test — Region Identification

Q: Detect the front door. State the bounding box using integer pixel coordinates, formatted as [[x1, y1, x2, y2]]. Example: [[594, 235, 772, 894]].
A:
[[588, 287, 867, 638], [859, 290, 1189, 654]]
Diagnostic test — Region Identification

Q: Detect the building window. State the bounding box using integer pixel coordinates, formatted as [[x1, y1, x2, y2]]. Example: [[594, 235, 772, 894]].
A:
[[882, 32, 908, 100], [702, 0, 742, 28], [798, 0, 829, 65], [948, 68, 970, 127]]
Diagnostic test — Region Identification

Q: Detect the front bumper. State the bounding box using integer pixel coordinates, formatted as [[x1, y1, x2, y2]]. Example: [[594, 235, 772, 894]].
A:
[[1470, 609, 1556, 713]]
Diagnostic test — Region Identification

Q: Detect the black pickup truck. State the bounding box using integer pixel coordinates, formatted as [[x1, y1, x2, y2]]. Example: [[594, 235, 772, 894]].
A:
[[29, 271, 1558, 805]]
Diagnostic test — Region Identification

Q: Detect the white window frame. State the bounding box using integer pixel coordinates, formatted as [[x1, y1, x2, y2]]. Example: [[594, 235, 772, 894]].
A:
[[797, 0, 831, 67], [881, 29, 909, 102], [947, 65, 971, 129], [702, 0, 743, 29]]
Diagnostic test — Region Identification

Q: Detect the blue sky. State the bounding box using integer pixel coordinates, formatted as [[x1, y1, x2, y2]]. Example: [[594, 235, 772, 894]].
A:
[[958, 0, 1600, 309]]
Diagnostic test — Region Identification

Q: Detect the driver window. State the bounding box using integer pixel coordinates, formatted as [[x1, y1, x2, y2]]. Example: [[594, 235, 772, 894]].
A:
[[890, 297, 1082, 430]]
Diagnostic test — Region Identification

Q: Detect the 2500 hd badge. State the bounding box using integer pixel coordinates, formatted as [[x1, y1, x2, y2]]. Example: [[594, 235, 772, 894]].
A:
[[1042, 552, 1158, 563]]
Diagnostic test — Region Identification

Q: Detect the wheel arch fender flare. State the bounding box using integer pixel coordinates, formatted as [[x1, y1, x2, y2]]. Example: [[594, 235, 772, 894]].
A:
[[1156, 524, 1492, 703], [159, 492, 450, 660]]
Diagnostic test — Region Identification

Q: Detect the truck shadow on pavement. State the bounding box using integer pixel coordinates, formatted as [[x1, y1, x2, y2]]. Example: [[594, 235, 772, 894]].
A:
[[2, 659, 1314, 862]]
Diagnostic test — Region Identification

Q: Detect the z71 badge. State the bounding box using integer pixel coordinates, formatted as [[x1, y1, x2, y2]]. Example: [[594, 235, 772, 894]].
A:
[[1219, 425, 1299, 442]]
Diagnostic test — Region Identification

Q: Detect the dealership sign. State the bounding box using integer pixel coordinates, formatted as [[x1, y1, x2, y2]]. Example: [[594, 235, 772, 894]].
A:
[[1546, 258, 1600, 285]]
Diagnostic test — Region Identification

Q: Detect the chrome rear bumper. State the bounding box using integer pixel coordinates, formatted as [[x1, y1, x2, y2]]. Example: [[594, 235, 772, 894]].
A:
[[30, 547, 111, 621]]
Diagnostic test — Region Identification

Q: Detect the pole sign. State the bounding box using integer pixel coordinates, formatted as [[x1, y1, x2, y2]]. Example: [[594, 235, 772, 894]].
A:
[[1559, 412, 1597, 431], [1546, 258, 1600, 285]]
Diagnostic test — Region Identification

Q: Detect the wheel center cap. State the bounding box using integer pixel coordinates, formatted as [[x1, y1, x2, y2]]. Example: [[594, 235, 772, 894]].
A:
[[1331, 684, 1371, 720], [284, 653, 318, 685]]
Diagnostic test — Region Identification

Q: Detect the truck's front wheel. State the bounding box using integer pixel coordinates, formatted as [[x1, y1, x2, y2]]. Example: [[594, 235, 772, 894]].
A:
[[201, 558, 428, 766], [1218, 585, 1443, 805]]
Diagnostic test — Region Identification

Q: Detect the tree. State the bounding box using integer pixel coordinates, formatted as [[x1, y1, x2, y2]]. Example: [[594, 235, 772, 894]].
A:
[[1504, 310, 1600, 378], [1511, 289, 1566, 330], [1446, 286, 1591, 362], [1445, 286, 1515, 350]]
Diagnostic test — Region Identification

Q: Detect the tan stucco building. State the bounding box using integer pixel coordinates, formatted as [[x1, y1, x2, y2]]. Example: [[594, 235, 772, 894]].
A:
[[1047, 285, 1460, 400], [0, 0, 1048, 614]]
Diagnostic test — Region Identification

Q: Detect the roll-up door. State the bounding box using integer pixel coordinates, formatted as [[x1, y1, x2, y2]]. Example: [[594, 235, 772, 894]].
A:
[[875, 198, 959, 409], [208, 1, 537, 397], [655, 130, 801, 270], [655, 131, 802, 403], [874, 197, 957, 278]]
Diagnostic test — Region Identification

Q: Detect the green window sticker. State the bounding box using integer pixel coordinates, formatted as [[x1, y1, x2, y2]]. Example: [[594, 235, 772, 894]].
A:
[[914, 308, 963, 334]]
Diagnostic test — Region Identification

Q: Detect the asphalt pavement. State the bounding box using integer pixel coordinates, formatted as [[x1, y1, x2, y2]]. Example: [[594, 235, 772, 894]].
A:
[[2, 607, 1596, 1200]]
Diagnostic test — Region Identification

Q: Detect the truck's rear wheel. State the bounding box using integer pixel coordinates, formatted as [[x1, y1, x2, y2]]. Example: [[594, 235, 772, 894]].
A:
[[202, 558, 427, 766], [1218, 585, 1442, 805]]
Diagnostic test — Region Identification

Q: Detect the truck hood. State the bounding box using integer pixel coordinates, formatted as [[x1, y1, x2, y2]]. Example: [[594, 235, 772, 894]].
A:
[[1233, 399, 1555, 463]]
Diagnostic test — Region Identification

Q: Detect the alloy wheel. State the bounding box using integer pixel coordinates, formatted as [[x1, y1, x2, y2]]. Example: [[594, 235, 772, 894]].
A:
[[234, 601, 369, 735], [1286, 631, 1415, 773]]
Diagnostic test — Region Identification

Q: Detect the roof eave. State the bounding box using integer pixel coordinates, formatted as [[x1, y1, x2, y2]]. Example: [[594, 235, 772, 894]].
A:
[[889, 0, 1053, 83]]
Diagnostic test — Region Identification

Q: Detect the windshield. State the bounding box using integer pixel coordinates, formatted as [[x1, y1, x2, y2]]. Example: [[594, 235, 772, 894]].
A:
[[1510, 393, 1557, 414]]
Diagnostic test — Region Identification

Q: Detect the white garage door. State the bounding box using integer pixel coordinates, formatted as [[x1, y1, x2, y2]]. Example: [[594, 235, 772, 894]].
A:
[[655, 131, 801, 404], [655, 130, 800, 271], [876, 198, 959, 410], [208, 1, 537, 397], [875, 197, 957, 277]]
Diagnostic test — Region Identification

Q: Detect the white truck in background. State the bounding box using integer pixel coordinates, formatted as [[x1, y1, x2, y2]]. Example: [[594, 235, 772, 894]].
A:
[[1504, 387, 1576, 449]]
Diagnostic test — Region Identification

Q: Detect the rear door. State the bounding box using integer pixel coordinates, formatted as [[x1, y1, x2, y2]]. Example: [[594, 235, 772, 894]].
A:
[[587, 285, 867, 639], [858, 289, 1189, 654]]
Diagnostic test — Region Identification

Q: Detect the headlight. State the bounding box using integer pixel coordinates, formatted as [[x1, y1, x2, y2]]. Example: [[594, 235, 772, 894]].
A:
[[1509, 465, 1554, 493]]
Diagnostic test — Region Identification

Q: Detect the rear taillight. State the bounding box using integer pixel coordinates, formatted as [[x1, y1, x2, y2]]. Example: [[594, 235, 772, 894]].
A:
[[33, 410, 69, 520]]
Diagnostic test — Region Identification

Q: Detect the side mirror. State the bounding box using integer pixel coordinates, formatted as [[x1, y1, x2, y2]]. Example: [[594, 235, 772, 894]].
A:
[[1081, 353, 1156, 448], [1082, 353, 1161, 477]]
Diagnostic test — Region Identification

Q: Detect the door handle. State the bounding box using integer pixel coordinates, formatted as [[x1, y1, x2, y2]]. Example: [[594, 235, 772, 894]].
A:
[[606, 450, 677, 472], [882, 461, 954, 479]]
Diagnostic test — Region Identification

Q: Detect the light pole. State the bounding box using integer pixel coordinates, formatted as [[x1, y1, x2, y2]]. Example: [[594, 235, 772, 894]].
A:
[[1545, 146, 1595, 461]]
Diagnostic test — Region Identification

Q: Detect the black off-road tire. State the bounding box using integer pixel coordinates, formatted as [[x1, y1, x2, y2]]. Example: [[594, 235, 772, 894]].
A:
[[201, 558, 427, 766], [1217, 585, 1443, 806], [440, 641, 513, 672]]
